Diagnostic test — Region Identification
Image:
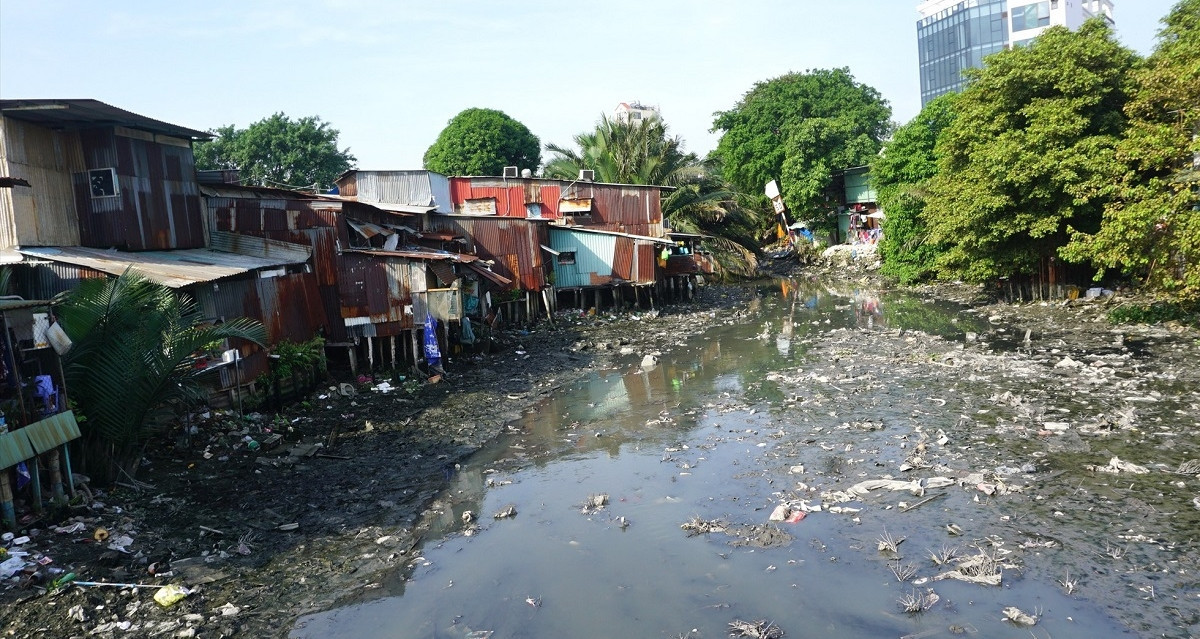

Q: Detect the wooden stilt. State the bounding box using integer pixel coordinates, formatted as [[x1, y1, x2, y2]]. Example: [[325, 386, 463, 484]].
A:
[[1, 472, 15, 529], [542, 289, 555, 326], [48, 449, 63, 500]]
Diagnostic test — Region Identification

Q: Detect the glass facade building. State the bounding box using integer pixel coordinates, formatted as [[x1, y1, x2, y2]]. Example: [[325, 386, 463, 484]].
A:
[[917, 0, 1115, 106], [917, 0, 1009, 106]]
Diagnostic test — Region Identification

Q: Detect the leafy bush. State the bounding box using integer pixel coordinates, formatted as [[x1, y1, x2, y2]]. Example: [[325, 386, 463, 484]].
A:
[[1108, 300, 1200, 326]]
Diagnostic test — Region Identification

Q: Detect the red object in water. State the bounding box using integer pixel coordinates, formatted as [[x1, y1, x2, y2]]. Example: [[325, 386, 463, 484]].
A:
[[786, 511, 807, 523]]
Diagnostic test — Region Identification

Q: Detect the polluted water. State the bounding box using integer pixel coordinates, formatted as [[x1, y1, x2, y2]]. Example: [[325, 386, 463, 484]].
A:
[[292, 278, 1199, 639]]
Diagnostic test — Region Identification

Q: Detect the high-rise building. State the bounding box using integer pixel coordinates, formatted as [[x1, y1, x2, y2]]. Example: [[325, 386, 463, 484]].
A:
[[916, 0, 1115, 106]]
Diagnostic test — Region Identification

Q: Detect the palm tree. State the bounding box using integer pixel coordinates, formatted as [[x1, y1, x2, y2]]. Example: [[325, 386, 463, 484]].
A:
[[55, 269, 266, 482], [544, 115, 702, 187], [545, 116, 759, 277]]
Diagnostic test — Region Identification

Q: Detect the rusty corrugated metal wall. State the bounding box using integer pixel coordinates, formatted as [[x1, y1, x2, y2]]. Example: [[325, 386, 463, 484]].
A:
[[635, 241, 657, 283], [0, 118, 85, 250], [427, 216, 547, 291], [447, 178, 664, 236], [449, 178, 563, 219], [13, 260, 106, 299], [336, 252, 426, 336], [75, 127, 204, 251], [204, 194, 340, 342], [588, 186, 663, 237], [613, 236, 634, 281]]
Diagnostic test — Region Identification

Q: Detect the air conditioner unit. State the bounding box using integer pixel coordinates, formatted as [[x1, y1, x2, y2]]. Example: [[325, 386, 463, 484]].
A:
[[502, 166, 519, 179], [578, 169, 595, 182]]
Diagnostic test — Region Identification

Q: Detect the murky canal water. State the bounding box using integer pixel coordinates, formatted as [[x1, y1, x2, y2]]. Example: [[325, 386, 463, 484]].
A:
[[293, 280, 1197, 638]]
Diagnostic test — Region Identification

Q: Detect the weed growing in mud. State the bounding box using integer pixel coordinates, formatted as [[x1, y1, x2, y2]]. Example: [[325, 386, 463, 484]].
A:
[[727, 619, 784, 638], [1058, 571, 1079, 595], [929, 544, 961, 566], [898, 588, 940, 614], [889, 560, 919, 582], [877, 529, 906, 554]]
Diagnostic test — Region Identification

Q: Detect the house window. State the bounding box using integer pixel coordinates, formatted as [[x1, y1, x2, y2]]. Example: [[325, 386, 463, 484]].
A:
[[525, 203, 543, 219], [89, 168, 119, 198], [557, 251, 576, 266], [1012, 2, 1050, 31]]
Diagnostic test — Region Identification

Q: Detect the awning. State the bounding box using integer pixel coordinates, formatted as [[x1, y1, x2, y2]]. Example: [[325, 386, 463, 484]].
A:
[[539, 244, 561, 256]]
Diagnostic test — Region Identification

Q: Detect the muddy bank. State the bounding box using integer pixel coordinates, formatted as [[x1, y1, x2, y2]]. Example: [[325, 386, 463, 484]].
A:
[[0, 285, 753, 639]]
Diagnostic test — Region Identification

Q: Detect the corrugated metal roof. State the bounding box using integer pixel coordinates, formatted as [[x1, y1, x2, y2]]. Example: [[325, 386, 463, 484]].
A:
[[0, 429, 35, 469], [209, 231, 312, 262], [21, 411, 82, 454], [19, 246, 308, 289], [0, 99, 211, 140]]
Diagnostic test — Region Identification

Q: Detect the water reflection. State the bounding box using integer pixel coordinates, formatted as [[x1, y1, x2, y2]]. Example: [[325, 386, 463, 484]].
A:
[[291, 279, 1122, 639]]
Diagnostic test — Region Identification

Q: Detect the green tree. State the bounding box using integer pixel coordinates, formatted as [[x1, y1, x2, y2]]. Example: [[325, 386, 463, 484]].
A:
[[873, 93, 959, 284], [56, 270, 266, 482], [545, 116, 759, 277], [423, 108, 541, 176], [194, 113, 356, 191], [1063, 0, 1200, 298], [924, 21, 1138, 282], [711, 68, 892, 235]]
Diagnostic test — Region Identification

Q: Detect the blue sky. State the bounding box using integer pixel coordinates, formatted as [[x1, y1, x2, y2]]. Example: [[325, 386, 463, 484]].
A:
[[0, 1, 1179, 169]]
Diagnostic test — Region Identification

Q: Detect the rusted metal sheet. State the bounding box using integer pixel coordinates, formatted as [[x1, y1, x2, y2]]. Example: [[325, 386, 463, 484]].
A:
[[336, 253, 420, 330], [14, 259, 107, 299], [664, 254, 700, 276], [613, 236, 634, 280], [195, 276, 259, 328], [73, 128, 205, 251], [450, 178, 563, 218], [257, 273, 328, 343], [428, 216, 547, 291], [636, 242, 657, 282], [210, 230, 311, 262], [21, 411, 82, 454], [0, 118, 85, 249]]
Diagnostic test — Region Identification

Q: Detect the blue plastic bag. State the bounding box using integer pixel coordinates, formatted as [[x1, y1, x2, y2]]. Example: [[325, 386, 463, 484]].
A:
[[423, 313, 442, 370]]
